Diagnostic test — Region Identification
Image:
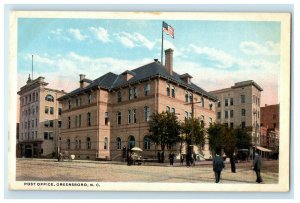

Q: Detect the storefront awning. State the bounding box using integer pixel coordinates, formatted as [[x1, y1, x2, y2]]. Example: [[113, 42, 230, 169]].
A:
[[256, 146, 272, 152]]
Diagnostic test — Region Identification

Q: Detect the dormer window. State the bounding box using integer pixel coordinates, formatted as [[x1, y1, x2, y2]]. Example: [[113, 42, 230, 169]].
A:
[[45, 94, 54, 102]]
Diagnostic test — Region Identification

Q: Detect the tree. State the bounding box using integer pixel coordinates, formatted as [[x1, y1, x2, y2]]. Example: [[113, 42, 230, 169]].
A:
[[234, 127, 252, 150], [181, 118, 205, 165], [207, 123, 225, 156], [148, 111, 181, 162]]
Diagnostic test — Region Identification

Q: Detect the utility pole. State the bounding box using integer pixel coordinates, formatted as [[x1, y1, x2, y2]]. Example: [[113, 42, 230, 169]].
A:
[[185, 96, 201, 166]]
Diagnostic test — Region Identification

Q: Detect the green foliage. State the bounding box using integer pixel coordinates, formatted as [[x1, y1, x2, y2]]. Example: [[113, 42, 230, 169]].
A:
[[181, 118, 205, 147], [148, 111, 181, 151], [234, 127, 253, 150]]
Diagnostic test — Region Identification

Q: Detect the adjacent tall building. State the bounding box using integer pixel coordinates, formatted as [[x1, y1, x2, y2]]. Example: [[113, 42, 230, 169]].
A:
[[17, 76, 66, 158], [57, 49, 217, 161], [209, 80, 263, 146]]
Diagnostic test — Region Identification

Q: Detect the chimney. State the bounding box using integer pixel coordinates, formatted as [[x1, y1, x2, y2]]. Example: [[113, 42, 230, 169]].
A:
[[80, 74, 86, 81], [165, 48, 173, 75]]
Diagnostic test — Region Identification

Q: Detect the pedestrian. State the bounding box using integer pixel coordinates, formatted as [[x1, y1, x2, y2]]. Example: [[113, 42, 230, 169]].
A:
[[230, 154, 236, 173], [161, 151, 165, 163], [127, 150, 132, 166], [169, 153, 172, 165], [180, 154, 184, 165], [253, 150, 263, 183], [213, 150, 225, 183], [157, 151, 161, 163], [169, 152, 175, 166]]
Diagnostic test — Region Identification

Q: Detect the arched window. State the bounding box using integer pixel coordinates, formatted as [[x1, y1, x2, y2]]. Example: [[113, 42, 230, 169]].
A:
[[143, 136, 151, 150], [86, 137, 91, 149], [45, 94, 54, 102], [116, 137, 122, 150], [128, 136, 135, 149], [104, 137, 108, 150], [171, 86, 175, 98], [67, 139, 71, 150], [166, 83, 170, 96]]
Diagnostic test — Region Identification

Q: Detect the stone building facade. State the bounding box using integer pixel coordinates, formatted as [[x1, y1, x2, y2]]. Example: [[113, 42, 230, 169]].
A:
[[58, 49, 217, 161], [209, 80, 263, 146], [17, 76, 66, 158]]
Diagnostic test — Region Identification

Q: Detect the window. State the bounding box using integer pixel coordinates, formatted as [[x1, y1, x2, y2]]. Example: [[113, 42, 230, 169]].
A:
[[128, 136, 135, 149], [128, 88, 133, 100], [189, 93, 193, 103], [78, 114, 81, 128], [241, 109, 246, 116], [144, 106, 150, 122], [225, 99, 228, 106], [44, 132, 49, 140], [116, 137, 122, 150], [76, 97, 81, 107], [145, 82, 150, 96], [104, 137, 108, 150], [230, 110, 234, 118], [49, 120, 53, 127], [133, 87, 138, 98], [79, 139, 81, 149], [128, 110, 132, 124], [241, 95, 245, 104], [225, 110, 228, 119], [87, 93, 92, 104], [68, 116, 71, 128], [32, 120, 34, 128], [49, 132, 54, 140], [25, 122, 27, 129], [28, 107, 31, 115], [67, 139, 71, 149], [209, 117, 213, 125], [166, 84, 170, 96], [185, 91, 189, 102], [29, 94, 31, 102], [45, 94, 54, 102], [133, 109, 137, 123], [58, 120, 62, 128], [171, 86, 175, 98], [105, 112, 108, 125], [44, 120, 49, 127], [75, 115, 78, 127], [230, 122, 234, 128], [36, 106, 39, 114], [68, 100, 71, 110], [75, 138, 79, 149], [59, 107, 62, 115], [117, 111, 122, 125], [36, 92, 39, 101], [189, 112, 192, 119], [201, 97, 204, 107], [50, 107, 54, 115], [87, 112, 91, 126], [86, 137, 91, 149], [258, 98, 260, 106], [217, 112, 221, 119], [171, 108, 175, 113], [230, 98, 233, 106], [209, 103, 213, 110], [241, 122, 246, 129], [144, 136, 151, 150], [166, 106, 170, 113], [32, 108, 35, 115], [253, 95, 256, 104], [117, 91, 122, 102], [45, 106, 49, 114], [28, 121, 30, 128]]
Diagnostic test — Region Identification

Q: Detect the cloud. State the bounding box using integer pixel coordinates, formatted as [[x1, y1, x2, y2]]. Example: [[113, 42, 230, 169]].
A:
[[89, 27, 111, 43], [68, 28, 88, 41], [114, 32, 155, 50], [18, 52, 153, 93], [50, 28, 63, 36], [239, 41, 280, 56]]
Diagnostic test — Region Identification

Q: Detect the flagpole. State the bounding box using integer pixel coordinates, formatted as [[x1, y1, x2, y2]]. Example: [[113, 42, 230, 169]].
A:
[[32, 55, 34, 80], [161, 21, 164, 66]]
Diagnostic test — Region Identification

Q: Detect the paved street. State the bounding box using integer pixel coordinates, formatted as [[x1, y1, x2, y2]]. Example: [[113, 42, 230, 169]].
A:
[[16, 158, 278, 183]]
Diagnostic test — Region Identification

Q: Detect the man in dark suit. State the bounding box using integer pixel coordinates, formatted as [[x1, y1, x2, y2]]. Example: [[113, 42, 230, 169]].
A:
[[253, 150, 263, 183], [213, 150, 225, 183]]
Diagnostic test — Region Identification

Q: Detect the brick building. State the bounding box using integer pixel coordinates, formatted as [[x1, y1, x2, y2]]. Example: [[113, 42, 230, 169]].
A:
[[17, 76, 66, 158], [209, 80, 263, 146], [58, 49, 217, 161], [260, 104, 280, 153]]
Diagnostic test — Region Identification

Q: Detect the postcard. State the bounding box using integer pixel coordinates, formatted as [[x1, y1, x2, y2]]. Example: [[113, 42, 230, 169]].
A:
[[8, 11, 291, 191]]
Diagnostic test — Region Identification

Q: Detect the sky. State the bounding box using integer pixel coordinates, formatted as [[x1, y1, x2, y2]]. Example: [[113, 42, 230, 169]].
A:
[[17, 18, 281, 107]]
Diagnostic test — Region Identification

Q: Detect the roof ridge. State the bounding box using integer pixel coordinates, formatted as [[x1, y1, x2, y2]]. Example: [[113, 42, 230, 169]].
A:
[[110, 74, 121, 90]]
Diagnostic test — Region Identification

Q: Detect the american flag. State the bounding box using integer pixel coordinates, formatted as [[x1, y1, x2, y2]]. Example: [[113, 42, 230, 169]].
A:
[[163, 21, 174, 39]]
